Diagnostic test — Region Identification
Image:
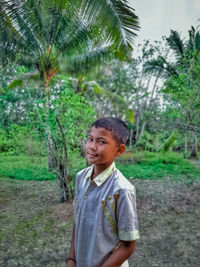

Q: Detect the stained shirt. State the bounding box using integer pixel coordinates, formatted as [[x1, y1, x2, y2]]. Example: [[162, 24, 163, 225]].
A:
[[73, 162, 140, 267]]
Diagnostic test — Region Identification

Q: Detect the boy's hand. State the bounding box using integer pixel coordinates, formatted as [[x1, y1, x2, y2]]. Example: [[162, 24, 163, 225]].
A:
[[66, 224, 76, 267], [101, 240, 136, 267], [66, 259, 76, 267]]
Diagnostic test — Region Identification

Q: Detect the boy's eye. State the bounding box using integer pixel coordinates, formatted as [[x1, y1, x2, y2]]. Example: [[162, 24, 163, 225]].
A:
[[88, 137, 93, 142], [99, 140, 106, 144]]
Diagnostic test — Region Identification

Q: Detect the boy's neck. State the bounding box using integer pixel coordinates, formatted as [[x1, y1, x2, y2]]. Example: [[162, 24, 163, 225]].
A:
[[91, 162, 113, 180]]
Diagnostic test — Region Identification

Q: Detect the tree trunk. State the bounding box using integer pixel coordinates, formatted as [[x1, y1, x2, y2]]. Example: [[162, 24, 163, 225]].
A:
[[44, 80, 70, 201], [129, 128, 133, 150], [59, 171, 71, 203], [190, 132, 198, 159], [155, 136, 159, 152], [56, 117, 71, 202], [46, 136, 57, 171], [44, 82, 57, 171], [76, 75, 83, 94], [135, 71, 161, 146], [137, 120, 146, 144], [184, 132, 188, 158], [135, 114, 140, 143]]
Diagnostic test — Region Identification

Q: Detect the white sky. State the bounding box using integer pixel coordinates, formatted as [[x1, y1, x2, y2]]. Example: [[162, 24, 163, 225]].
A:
[[128, 0, 200, 99], [130, 0, 200, 45]]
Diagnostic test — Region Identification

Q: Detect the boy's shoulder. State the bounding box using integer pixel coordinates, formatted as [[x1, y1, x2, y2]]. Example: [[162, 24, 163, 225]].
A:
[[75, 165, 136, 195], [114, 168, 136, 193], [76, 165, 92, 179]]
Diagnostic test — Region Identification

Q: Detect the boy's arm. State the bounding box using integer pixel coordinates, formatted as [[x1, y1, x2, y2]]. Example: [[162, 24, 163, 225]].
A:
[[102, 188, 139, 267], [66, 223, 76, 267], [101, 240, 136, 267]]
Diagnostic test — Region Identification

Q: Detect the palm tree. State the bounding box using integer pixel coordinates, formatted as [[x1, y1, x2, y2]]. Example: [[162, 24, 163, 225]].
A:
[[0, 0, 140, 201], [144, 27, 200, 77], [0, 0, 139, 79], [144, 26, 200, 159]]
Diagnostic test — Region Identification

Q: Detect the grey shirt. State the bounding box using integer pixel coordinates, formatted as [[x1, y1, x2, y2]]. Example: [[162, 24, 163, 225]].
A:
[[73, 162, 140, 267]]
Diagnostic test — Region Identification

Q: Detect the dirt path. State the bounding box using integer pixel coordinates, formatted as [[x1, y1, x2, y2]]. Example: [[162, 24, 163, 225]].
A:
[[130, 178, 200, 267], [0, 177, 200, 267]]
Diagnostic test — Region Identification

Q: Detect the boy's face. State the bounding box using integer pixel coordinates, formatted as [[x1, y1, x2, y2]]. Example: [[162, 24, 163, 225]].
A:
[[86, 126, 125, 167]]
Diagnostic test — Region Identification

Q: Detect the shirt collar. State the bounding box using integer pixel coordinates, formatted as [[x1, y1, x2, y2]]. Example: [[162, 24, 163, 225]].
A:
[[85, 162, 116, 187]]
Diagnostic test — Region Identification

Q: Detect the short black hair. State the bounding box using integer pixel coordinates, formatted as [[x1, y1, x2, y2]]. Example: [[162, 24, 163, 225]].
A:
[[91, 117, 129, 144]]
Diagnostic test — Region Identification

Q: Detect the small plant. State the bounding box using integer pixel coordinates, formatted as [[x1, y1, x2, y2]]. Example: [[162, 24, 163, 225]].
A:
[[159, 129, 178, 153]]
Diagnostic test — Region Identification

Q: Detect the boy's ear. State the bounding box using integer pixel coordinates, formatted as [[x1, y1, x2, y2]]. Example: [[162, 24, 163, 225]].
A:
[[116, 144, 126, 157]]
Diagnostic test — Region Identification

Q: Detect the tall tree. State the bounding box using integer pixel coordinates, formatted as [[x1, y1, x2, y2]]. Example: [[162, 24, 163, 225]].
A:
[[145, 25, 200, 158], [0, 0, 140, 201]]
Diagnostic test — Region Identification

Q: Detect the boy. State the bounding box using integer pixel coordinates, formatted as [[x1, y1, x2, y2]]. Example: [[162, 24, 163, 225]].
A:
[[66, 117, 140, 267]]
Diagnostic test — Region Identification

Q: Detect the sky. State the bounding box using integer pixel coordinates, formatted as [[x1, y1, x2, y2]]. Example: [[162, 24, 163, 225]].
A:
[[129, 0, 200, 45]]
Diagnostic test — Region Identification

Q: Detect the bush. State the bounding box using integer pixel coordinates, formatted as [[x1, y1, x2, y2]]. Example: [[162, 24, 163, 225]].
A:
[[67, 148, 86, 180], [0, 124, 46, 156]]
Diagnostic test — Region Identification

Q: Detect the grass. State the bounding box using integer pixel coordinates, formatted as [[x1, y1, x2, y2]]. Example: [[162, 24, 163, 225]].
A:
[[116, 151, 200, 181], [0, 178, 74, 266], [0, 151, 200, 266], [1, 171, 200, 266], [0, 155, 55, 180], [0, 151, 199, 182], [0, 151, 86, 182]]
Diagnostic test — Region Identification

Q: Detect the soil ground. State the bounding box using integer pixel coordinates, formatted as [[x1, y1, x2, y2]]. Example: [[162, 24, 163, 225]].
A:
[[0, 175, 200, 267]]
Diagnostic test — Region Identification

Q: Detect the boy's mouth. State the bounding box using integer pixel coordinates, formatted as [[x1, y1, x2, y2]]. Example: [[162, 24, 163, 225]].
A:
[[87, 152, 98, 157]]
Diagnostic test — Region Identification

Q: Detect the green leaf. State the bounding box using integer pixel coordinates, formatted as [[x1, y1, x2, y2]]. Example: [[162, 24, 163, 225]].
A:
[[93, 84, 104, 94], [8, 79, 23, 89], [126, 109, 134, 124]]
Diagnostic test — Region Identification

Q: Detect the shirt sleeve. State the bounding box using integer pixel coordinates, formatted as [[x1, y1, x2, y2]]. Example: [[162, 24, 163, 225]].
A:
[[74, 169, 84, 199], [74, 173, 79, 199], [116, 188, 140, 241]]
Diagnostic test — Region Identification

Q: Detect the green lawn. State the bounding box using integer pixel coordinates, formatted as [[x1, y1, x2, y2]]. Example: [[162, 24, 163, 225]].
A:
[[0, 151, 199, 182], [0, 155, 55, 180], [116, 151, 200, 181]]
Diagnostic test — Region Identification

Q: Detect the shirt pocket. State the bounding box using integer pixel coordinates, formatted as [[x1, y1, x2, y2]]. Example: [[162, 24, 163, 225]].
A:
[[101, 195, 119, 236]]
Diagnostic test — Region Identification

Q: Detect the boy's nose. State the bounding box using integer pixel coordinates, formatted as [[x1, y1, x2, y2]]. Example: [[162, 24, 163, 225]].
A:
[[90, 141, 97, 150]]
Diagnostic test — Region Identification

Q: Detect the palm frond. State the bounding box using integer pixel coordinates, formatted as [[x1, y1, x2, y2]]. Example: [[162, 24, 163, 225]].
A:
[[7, 72, 41, 89], [144, 56, 177, 78], [41, 4, 65, 47], [185, 26, 200, 61], [166, 30, 185, 63], [187, 28, 195, 55], [1, 0, 139, 79], [78, 0, 140, 51], [1, 0, 45, 54], [66, 44, 111, 74], [195, 31, 200, 52], [56, 19, 90, 56], [0, 7, 18, 63], [189, 26, 200, 52], [84, 81, 105, 95]]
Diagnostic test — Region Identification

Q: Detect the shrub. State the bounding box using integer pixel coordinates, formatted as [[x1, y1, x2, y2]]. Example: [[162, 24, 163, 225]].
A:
[[0, 124, 46, 156]]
